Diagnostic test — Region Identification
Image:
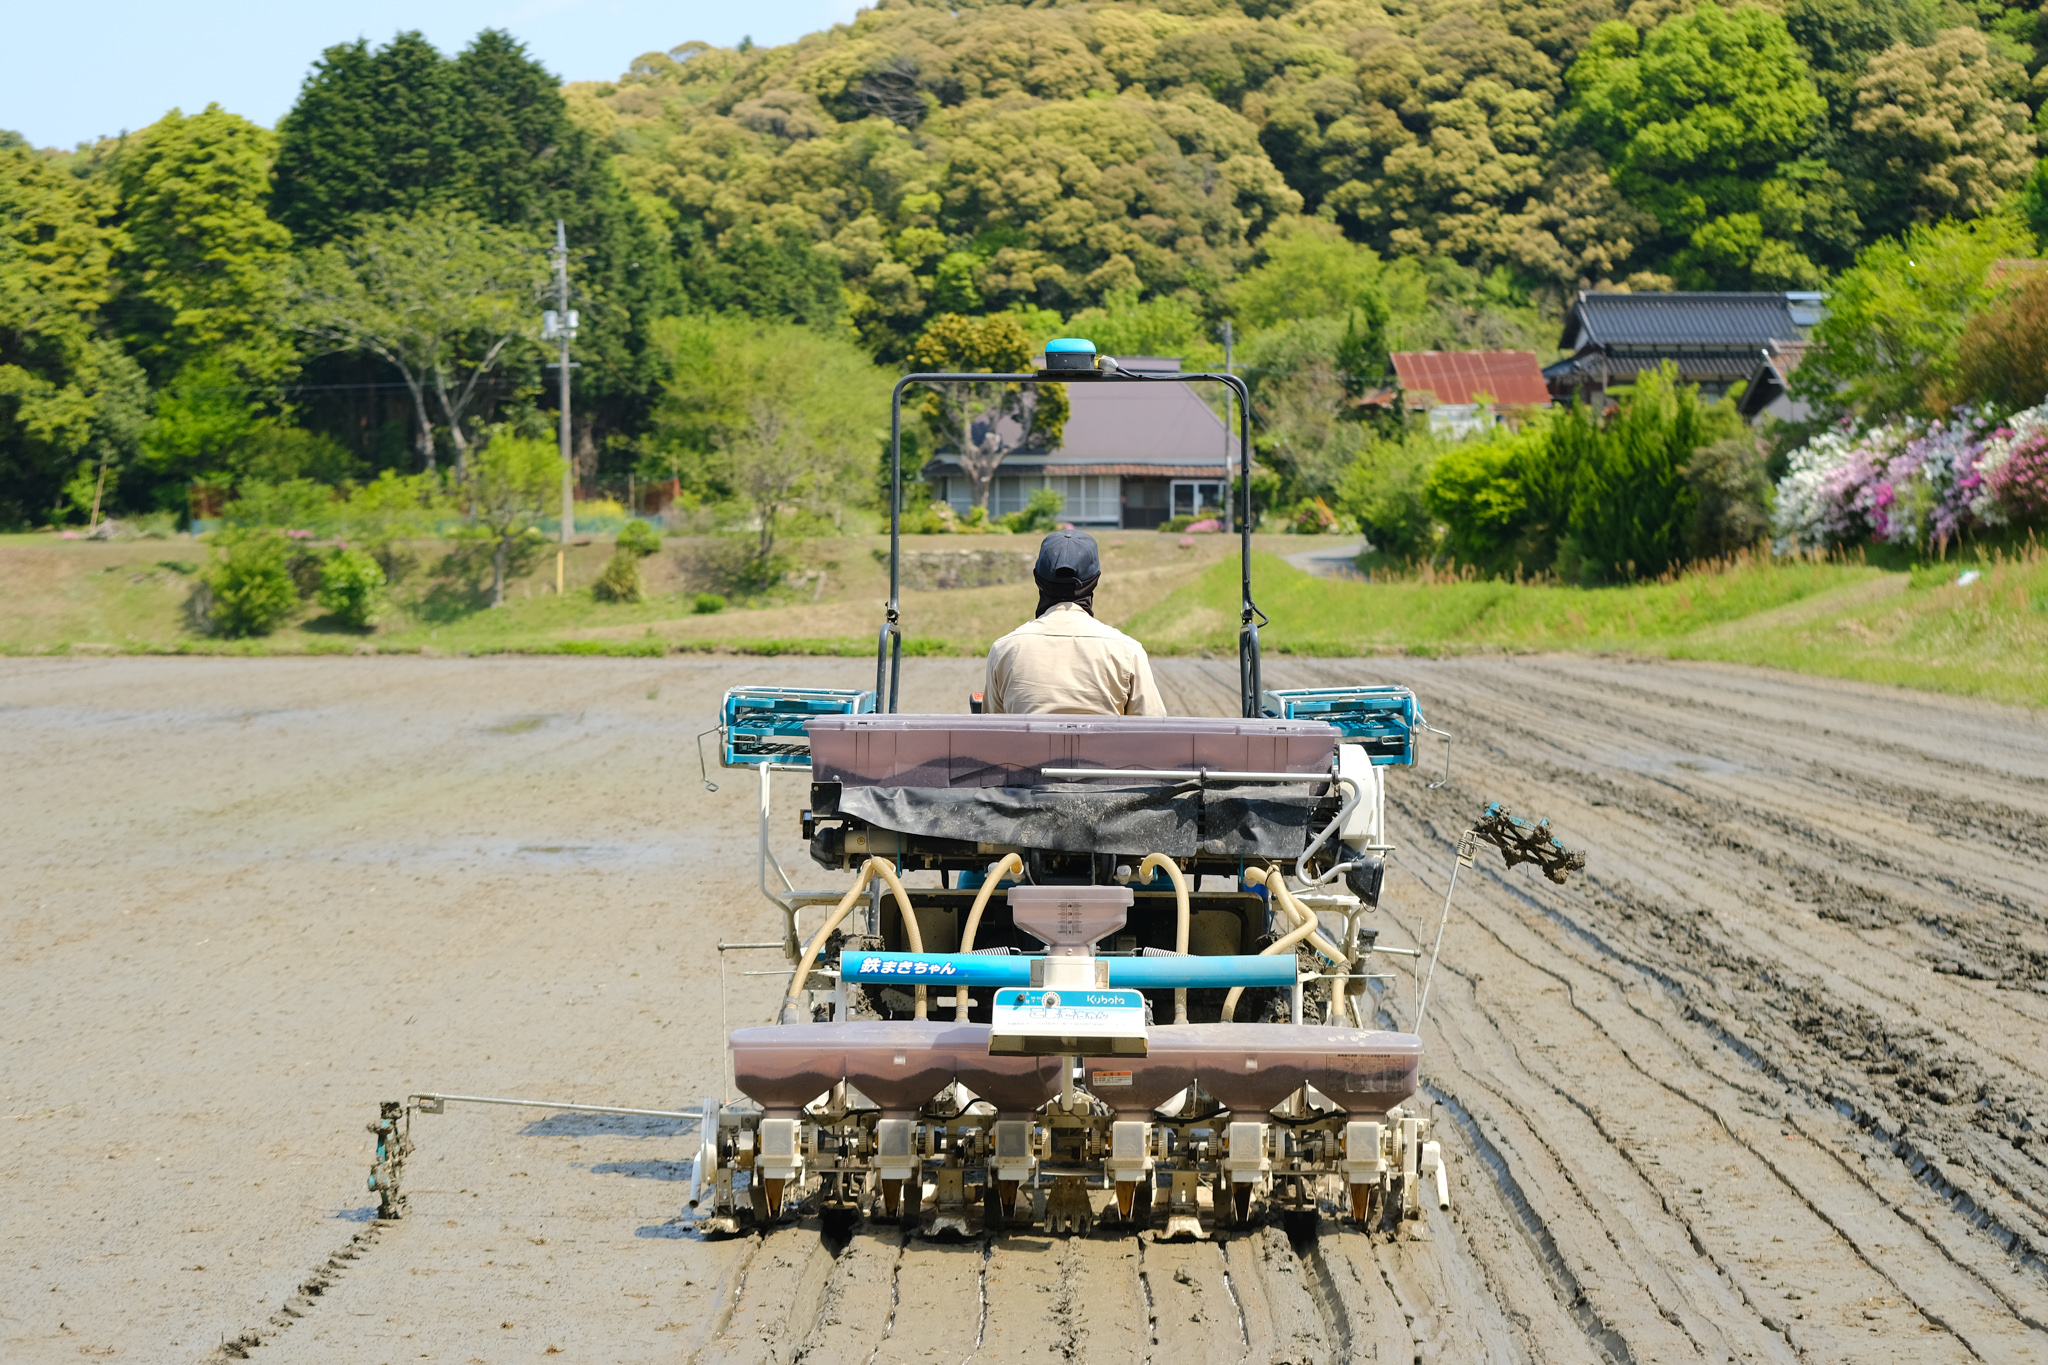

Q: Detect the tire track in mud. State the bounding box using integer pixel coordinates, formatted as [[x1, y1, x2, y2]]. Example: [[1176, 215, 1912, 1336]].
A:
[[1262, 655, 2048, 1363], [1425, 863, 2013, 1360], [198, 1222, 390, 1362]]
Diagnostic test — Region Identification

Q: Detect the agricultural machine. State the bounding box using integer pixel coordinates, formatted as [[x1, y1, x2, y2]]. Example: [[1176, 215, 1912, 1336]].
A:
[[387, 339, 1582, 1241]]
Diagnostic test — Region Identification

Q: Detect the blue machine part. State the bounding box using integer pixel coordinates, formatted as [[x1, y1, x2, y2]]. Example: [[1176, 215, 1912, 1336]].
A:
[[842, 951, 1298, 989], [721, 686, 874, 767], [1261, 685, 1417, 765]]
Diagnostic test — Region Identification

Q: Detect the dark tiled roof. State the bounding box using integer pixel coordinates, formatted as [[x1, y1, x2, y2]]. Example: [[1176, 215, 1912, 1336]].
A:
[[1561, 292, 1801, 352], [1390, 351, 1550, 406], [1736, 340, 1811, 418], [1543, 348, 1772, 387], [923, 459, 1229, 479]]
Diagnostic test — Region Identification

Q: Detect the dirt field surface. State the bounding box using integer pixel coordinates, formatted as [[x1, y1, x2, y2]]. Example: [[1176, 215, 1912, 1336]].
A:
[[4, 652, 2046, 1363]]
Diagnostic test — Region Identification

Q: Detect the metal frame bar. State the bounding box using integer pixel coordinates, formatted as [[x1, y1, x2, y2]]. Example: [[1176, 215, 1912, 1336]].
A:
[[412, 1093, 698, 1121], [1038, 767, 1325, 783], [887, 368, 1260, 718]]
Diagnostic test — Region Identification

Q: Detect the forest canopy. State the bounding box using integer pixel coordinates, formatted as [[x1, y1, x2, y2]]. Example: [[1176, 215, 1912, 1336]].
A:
[[3, 0, 2047, 532]]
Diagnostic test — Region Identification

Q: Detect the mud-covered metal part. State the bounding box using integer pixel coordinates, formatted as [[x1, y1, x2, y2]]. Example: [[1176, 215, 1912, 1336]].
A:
[[1473, 801, 1587, 884], [366, 1101, 411, 1219]]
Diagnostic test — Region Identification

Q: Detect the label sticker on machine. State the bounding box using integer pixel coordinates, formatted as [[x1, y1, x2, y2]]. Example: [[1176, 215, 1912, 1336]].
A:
[[988, 988, 1148, 1057], [1091, 1070, 1133, 1088]]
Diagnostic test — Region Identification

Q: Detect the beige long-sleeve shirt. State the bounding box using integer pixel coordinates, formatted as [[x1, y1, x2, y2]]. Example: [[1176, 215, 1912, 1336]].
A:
[[983, 602, 1165, 716]]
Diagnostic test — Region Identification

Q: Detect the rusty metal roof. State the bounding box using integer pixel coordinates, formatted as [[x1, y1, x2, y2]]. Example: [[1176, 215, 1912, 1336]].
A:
[[1389, 351, 1550, 407]]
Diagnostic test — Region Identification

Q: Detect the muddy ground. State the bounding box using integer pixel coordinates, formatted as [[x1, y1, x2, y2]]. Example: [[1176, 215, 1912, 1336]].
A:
[[2, 653, 2045, 1362]]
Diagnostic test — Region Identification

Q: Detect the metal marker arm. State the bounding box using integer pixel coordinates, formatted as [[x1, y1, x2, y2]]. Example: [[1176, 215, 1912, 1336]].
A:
[[411, 1093, 700, 1121]]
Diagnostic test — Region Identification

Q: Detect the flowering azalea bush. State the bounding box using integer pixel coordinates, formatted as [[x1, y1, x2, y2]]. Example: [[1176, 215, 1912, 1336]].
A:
[[1774, 405, 2048, 548]]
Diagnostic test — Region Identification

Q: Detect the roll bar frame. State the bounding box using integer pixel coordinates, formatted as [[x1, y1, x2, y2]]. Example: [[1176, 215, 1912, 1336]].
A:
[[883, 368, 1263, 717]]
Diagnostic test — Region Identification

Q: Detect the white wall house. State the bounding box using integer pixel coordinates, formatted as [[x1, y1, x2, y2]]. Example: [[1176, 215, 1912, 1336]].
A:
[[922, 357, 1242, 529]]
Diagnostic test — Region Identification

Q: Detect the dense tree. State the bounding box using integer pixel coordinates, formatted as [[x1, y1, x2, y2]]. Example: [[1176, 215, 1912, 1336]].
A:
[[1793, 213, 2033, 421], [108, 106, 293, 383], [0, 139, 148, 527], [271, 32, 462, 243], [1851, 28, 2035, 232], [1565, 3, 1844, 287], [275, 30, 678, 469]]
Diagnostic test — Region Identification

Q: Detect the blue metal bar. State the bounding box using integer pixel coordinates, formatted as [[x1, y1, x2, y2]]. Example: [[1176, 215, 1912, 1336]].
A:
[[840, 952, 1298, 989]]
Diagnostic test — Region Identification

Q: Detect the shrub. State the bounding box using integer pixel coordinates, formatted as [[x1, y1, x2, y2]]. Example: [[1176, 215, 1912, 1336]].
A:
[[1000, 487, 1064, 533], [1986, 425, 2048, 523], [1567, 365, 1740, 581], [693, 591, 727, 614], [316, 548, 387, 628], [1424, 436, 1529, 574], [1775, 409, 2019, 548], [616, 519, 662, 558], [1684, 434, 1773, 560], [1335, 432, 1441, 560], [1953, 272, 2048, 413], [593, 548, 646, 603], [203, 530, 297, 637], [1288, 497, 1339, 534]]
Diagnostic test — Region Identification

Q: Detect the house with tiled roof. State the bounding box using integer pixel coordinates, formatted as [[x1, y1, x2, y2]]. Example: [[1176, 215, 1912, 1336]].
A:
[[1543, 291, 1821, 410], [922, 357, 1241, 529]]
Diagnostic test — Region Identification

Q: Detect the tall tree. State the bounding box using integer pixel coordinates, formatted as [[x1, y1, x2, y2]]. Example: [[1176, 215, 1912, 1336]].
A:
[[0, 139, 148, 527], [273, 30, 677, 474], [907, 313, 1069, 514], [271, 33, 461, 245], [110, 106, 294, 382], [289, 210, 548, 476]]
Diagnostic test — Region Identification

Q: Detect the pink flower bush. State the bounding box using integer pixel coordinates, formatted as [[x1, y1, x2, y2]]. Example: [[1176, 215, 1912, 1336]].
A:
[[1775, 405, 2045, 548], [1988, 428, 2048, 523]]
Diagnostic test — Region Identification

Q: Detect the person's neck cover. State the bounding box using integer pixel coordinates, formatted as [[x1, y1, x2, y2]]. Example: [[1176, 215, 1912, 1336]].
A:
[[1033, 529, 1101, 617]]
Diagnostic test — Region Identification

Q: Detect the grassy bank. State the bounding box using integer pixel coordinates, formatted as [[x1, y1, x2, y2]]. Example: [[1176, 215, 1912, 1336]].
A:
[[1123, 549, 2048, 707], [0, 530, 1246, 659], [7, 531, 2044, 708]]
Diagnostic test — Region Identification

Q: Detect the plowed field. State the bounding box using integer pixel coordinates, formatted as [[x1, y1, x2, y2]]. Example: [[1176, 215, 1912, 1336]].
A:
[[3, 654, 2044, 1362]]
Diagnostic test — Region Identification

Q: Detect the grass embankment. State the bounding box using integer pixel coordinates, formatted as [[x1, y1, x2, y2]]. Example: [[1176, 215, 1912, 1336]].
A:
[[1124, 549, 2048, 707], [8, 532, 2045, 707], [0, 530, 1248, 658]]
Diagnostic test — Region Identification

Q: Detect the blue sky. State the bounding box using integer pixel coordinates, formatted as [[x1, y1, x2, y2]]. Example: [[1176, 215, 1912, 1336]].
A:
[[4, 1, 866, 149]]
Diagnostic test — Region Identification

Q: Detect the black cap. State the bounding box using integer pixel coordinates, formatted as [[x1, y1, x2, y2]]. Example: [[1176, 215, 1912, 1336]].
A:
[[1033, 530, 1100, 587]]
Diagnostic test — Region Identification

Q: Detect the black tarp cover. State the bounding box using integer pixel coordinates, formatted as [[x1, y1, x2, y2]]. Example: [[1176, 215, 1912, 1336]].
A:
[[835, 780, 1321, 858]]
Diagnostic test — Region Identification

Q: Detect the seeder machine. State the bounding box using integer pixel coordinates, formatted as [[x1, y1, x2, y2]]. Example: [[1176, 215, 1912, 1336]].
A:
[[680, 342, 1582, 1240], [385, 339, 1582, 1242]]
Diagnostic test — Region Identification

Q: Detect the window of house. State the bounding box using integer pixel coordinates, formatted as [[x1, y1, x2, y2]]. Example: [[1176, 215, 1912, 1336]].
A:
[[1046, 475, 1118, 522], [1171, 481, 1225, 517]]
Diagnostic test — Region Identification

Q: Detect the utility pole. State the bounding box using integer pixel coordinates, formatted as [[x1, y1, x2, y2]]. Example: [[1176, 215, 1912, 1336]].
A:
[[543, 221, 579, 595], [1221, 319, 1235, 534]]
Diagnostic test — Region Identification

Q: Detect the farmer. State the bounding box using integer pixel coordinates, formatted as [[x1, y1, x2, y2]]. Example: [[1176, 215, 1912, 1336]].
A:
[[982, 530, 1164, 716]]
